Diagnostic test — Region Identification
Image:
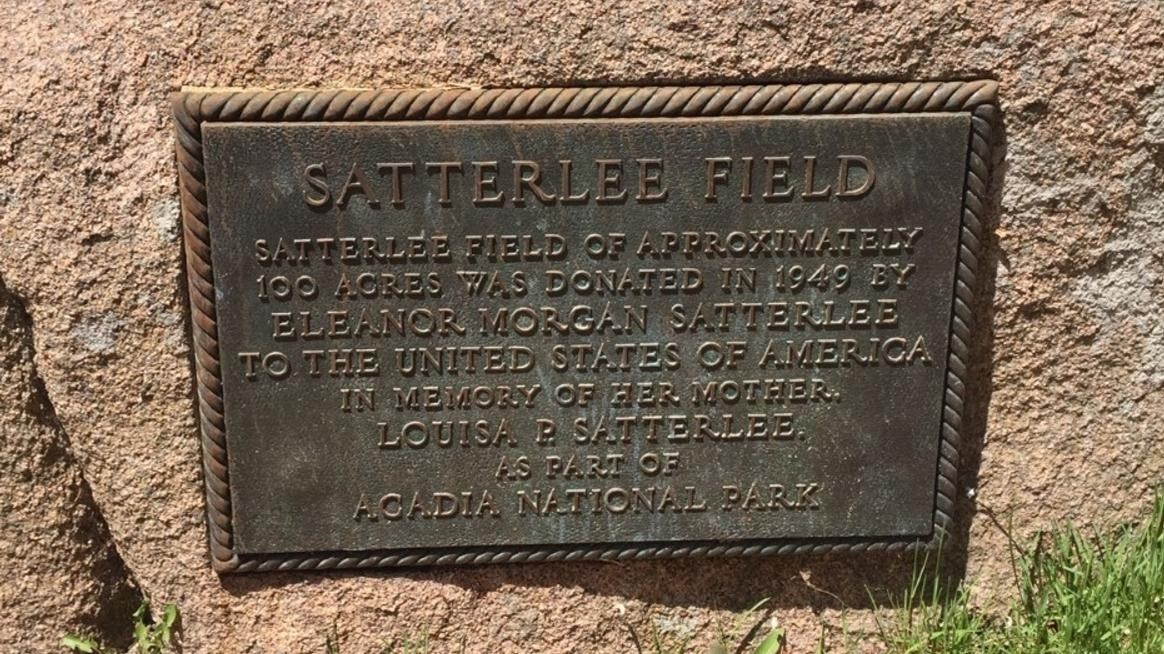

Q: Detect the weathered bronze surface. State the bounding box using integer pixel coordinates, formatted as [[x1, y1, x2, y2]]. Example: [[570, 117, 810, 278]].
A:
[[176, 83, 997, 571]]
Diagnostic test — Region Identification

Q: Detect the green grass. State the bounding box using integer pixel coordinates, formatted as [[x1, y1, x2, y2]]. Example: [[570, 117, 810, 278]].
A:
[[62, 601, 178, 654], [383, 628, 443, 654], [878, 491, 1164, 653]]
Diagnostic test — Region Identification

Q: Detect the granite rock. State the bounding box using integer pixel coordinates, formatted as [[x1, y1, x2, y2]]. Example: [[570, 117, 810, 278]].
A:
[[1, 1, 1162, 651]]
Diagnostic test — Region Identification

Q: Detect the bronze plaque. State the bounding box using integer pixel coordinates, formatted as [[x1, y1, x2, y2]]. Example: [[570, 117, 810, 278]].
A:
[[173, 82, 998, 572]]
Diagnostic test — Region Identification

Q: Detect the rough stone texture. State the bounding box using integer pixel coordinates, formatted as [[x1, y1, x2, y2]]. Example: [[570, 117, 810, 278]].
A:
[[1, 1, 1162, 652], [0, 277, 142, 650]]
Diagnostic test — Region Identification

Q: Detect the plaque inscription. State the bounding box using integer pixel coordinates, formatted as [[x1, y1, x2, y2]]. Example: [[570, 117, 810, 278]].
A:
[[173, 82, 998, 572]]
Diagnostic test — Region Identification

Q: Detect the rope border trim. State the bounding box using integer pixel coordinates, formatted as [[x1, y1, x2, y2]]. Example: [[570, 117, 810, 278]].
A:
[[172, 81, 999, 573]]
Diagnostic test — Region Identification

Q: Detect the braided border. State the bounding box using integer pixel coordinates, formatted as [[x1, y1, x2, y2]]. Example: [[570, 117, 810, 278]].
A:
[[172, 81, 999, 573]]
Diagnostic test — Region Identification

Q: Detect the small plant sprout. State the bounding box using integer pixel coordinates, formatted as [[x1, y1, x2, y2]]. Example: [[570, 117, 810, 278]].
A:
[[62, 601, 179, 654]]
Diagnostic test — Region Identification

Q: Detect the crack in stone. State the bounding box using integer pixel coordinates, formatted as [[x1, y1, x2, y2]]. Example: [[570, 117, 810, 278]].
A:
[[0, 273, 145, 648]]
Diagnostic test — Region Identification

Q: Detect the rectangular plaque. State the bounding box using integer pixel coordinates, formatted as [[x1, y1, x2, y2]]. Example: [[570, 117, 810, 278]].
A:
[[173, 82, 998, 572]]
